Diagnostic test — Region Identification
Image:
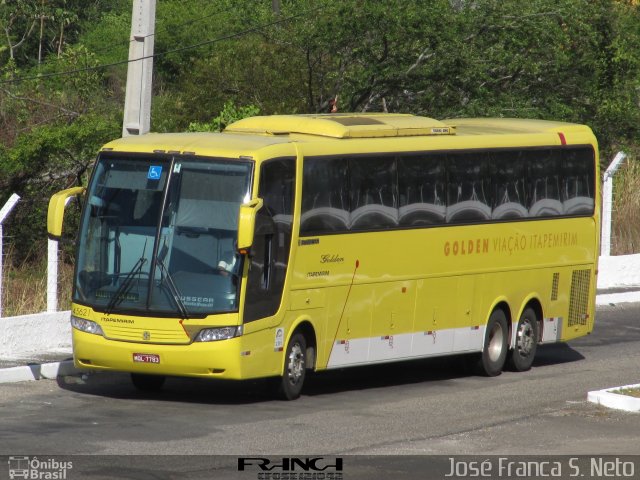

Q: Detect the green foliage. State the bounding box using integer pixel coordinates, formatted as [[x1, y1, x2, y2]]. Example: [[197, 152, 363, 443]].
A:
[[187, 100, 260, 132], [0, 113, 119, 263], [1, 0, 640, 264], [162, 0, 640, 155], [0, 0, 118, 68]]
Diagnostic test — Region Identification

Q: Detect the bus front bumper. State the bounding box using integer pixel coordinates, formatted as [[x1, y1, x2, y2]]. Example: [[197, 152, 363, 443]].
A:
[[72, 329, 244, 379]]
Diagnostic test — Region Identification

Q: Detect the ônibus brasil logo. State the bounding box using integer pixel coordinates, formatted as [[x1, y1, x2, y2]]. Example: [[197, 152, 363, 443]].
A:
[[8, 456, 73, 480]]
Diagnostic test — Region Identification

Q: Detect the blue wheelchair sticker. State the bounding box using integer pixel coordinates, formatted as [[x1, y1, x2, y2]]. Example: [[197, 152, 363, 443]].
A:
[[147, 165, 162, 180]]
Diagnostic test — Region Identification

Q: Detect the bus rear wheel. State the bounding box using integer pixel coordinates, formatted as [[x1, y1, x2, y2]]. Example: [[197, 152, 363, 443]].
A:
[[131, 373, 166, 392], [476, 309, 509, 376], [507, 307, 539, 372], [275, 333, 307, 401]]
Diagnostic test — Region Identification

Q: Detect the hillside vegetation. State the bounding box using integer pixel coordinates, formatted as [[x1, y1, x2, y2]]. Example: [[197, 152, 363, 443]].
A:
[[0, 0, 639, 280]]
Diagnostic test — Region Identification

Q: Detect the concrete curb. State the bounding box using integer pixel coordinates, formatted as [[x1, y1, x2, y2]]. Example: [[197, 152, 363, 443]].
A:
[[0, 360, 80, 384], [587, 383, 640, 413], [596, 291, 640, 306]]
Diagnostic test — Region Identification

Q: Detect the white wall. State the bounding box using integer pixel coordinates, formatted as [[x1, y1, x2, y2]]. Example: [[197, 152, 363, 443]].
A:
[[597, 253, 640, 289], [0, 310, 71, 358]]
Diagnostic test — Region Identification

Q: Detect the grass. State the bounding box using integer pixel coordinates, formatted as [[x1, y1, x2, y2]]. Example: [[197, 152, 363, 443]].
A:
[[1, 248, 74, 317], [612, 387, 640, 398], [612, 154, 640, 255]]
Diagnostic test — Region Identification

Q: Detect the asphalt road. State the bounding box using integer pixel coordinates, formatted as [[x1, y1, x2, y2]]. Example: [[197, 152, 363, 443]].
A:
[[1, 302, 639, 470]]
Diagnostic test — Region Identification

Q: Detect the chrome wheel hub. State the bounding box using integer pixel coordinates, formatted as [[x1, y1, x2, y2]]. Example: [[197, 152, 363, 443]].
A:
[[516, 321, 535, 356], [488, 323, 505, 363], [287, 343, 305, 385]]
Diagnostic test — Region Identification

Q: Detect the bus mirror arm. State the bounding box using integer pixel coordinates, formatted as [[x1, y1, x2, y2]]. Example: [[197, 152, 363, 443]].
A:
[[47, 186, 85, 239], [237, 198, 264, 252]]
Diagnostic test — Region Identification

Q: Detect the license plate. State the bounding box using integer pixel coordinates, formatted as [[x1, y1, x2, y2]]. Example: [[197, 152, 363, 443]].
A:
[[133, 353, 160, 364]]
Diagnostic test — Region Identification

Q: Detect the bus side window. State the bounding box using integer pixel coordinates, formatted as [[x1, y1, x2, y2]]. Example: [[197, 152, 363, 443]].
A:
[[349, 156, 398, 230], [244, 158, 296, 323], [491, 151, 528, 220], [528, 150, 563, 217], [398, 154, 446, 226], [562, 148, 595, 216], [300, 158, 349, 235], [446, 153, 491, 223]]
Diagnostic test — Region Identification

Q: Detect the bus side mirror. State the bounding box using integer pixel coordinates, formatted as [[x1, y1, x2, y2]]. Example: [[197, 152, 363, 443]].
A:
[[237, 198, 264, 252], [47, 186, 85, 239]]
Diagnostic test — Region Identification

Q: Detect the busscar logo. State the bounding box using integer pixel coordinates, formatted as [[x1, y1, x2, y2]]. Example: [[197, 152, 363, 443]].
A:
[[238, 457, 343, 479]]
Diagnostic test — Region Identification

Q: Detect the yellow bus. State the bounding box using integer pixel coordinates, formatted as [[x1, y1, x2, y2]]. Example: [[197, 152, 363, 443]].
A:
[[48, 113, 599, 400]]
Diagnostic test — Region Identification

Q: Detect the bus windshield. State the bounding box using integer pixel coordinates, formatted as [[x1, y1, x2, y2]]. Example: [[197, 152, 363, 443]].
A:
[[74, 153, 253, 317]]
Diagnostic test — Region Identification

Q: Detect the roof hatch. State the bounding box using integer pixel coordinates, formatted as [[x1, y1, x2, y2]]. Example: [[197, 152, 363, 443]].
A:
[[225, 113, 456, 139]]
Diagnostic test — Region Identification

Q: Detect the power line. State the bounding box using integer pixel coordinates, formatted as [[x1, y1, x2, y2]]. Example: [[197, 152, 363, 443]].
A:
[[0, 5, 323, 86]]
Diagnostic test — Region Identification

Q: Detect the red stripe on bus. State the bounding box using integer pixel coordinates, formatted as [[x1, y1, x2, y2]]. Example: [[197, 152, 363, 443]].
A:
[[179, 319, 189, 338], [558, 132, 567, 145]]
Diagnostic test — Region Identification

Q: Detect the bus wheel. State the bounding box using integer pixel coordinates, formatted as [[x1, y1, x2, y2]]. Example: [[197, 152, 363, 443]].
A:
[[277, 333, 307, 400], [507, 307, 539, 372], [131, 373, 166, 392], [476, 309, 508, 376]]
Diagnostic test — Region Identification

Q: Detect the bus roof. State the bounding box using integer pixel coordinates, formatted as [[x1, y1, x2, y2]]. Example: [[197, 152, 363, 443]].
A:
[[226, 114, 592, 138], [101, 131, 290, 156], [101, 114, 594, 156], [446, 117, 592, 136]]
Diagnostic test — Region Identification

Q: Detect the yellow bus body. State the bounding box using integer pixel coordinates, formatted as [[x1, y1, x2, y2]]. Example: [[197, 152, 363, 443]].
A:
[[67, 114, 599, 386]]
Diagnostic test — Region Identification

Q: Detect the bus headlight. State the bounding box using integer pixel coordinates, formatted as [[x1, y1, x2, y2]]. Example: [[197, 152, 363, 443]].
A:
[[71, 315, 104, 336], [195, 326, 242, 342]]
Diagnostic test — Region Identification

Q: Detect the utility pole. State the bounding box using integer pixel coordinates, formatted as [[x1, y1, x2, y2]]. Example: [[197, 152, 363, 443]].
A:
[[122, 0, 157, 137]]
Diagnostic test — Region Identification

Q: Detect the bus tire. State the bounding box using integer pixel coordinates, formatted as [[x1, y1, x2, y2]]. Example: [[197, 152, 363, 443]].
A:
[[507, 307, 539, 372], [476, 309, 509, 377], [131, 373, 166, 392], [276, 333, 307, 400]]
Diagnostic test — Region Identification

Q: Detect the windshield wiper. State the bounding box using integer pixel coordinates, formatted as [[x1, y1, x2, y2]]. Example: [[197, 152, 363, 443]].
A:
[[104, 256, 147, 315], [156, 255, 190, 319]]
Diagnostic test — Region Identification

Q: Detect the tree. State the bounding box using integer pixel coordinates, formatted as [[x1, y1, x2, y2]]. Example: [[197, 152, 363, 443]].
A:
[[1, 0, 639, 264], [187, 100, 260, 132], [0, 0, 37, 64], [0, 113, 119, 262]]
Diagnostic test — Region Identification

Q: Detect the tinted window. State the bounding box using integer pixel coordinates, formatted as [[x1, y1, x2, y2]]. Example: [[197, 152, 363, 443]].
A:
[[491, 151, 529, 220], [300, 158, 349, 235], [562, 148, 595, 215], [244, 158, 295, 323], [299, 146, 595, 236], [398, 155, 446, 226], [529, 149, 564, 217], [446, 152, 491, 223], [349, 156, 398, 230]]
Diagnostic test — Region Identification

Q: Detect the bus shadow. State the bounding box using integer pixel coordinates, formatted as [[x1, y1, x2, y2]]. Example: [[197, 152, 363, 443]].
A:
[[533, 343, 585, 367], [302, 356, 473, 396], [55, 372, 277, 405], [55, 344, 585, 403], [303, 343, 586, 397], [54, 356, 472, 405]]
